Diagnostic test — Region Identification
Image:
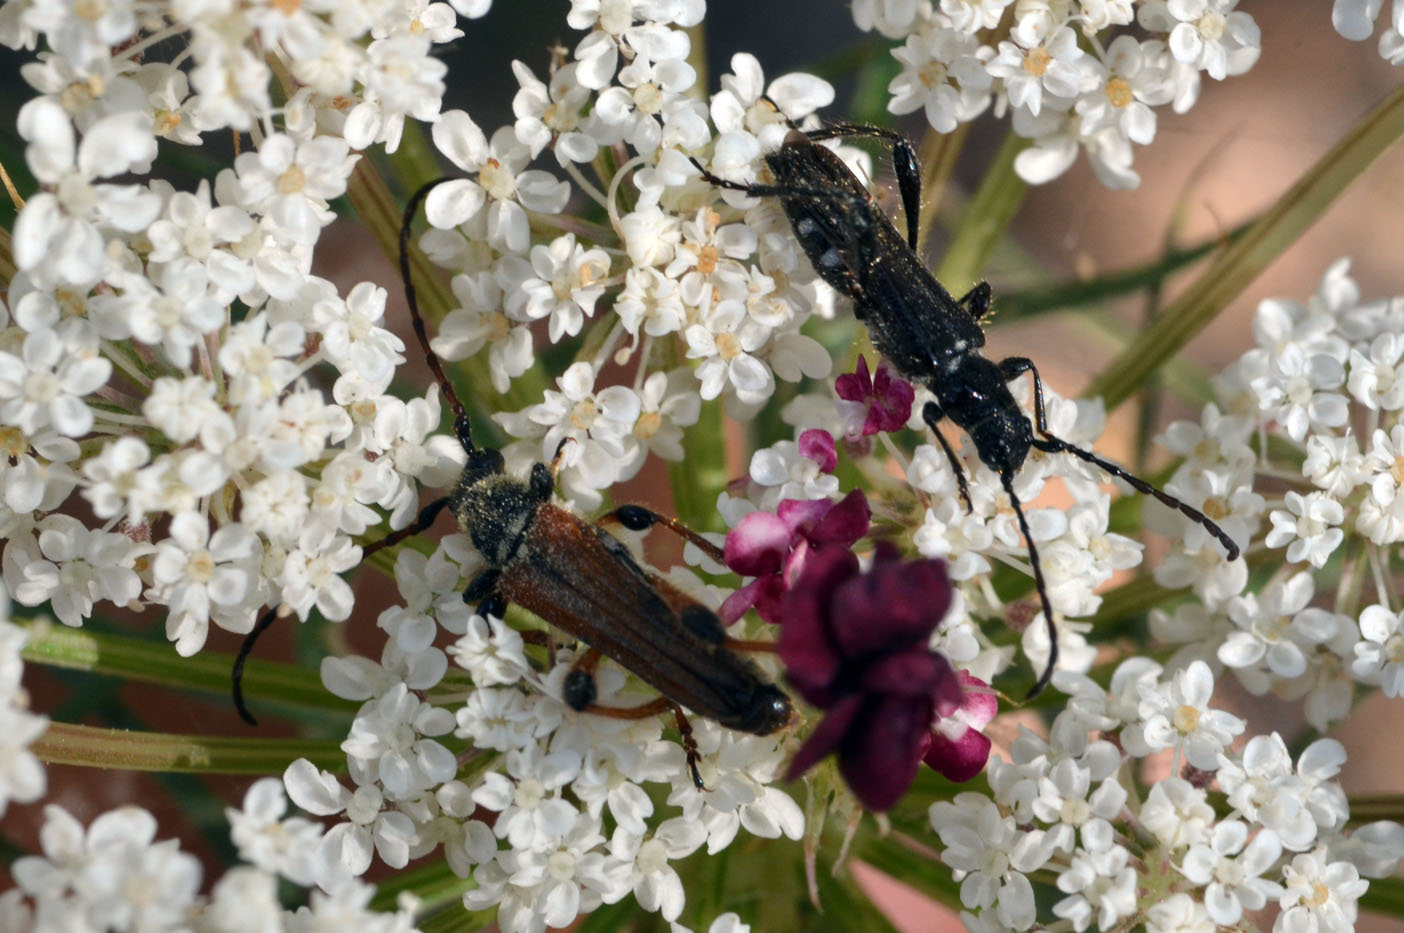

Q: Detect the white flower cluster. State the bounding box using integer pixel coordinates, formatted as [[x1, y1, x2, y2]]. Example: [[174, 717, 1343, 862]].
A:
[[0, 0, 479, 656], [0, 0, 829, 926], [1148, 258, 1404, 730], [850, 0, 1262, 188], [5, 0, 1404, 928], [417, 31, 841, 504], [1, 790, 419, 931], [277, 605, 800, 933], [933, 659, 1401, 932]]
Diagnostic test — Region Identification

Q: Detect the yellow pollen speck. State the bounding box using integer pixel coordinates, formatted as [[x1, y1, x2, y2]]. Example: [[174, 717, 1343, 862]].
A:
[[578, 265, 600, 288], [278, 164, 306, 194], [56, 289, 86, 317], [409, 18, 424, 34], [696, 244, 719, 275], [154, 110, 182, 135], [1197, 12, 1226, 41], [60, 81, 94, 113], [634, 82, 663, 114], [715, 332, 742, 361], [1203, 498, 1228, 521], [1023, 48, 1051, 77], [73, 0, 104, 21], [272, 0, 301, 14], [569, 399, 598, 430], [479, 159, 516, 200], [635, 412, 661, 440], [1390, 454, 1404, 485], [1105, 76, 1133, 108], [1172, 703, 1200, 733], [187, 550, 216, 583], [0, 426, 25, 458], [350, 399, 377, 423], [918, 61, 948, 89], [1307, 881, 1330, 908]]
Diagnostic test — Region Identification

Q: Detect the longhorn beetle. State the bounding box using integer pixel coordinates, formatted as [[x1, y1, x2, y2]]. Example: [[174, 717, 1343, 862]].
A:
[[234, 179, 793, 787], [692, 126, 1240, 695]]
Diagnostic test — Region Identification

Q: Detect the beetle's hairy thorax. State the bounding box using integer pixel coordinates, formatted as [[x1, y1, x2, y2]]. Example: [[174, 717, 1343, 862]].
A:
[[450, 469, 539, 568]]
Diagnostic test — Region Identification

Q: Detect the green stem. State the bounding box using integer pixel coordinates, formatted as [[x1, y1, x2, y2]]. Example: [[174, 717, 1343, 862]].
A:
[[994, 216, 1255, 321], [19, 622, 356, 718], [1087, 80, 1404, 409], [1344, 794, 1404, 822], [914, 123, 970, 256], [933, 128, 1029, 290], [669, 398, 728, 533], [33, 721, 344, 773]]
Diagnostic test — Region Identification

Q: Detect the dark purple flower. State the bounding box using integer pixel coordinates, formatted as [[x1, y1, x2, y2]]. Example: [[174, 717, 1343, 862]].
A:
[[835, 356, 915, 438], [779, 543, 981, 810], [718, 490, 870, 624]]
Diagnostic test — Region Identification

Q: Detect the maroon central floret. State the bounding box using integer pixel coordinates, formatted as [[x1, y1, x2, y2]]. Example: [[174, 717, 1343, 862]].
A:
[[778, 542, 980, 810]]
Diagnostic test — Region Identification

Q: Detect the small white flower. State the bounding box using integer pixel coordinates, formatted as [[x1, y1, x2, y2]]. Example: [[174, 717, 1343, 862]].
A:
[[684, 300, 775, 406], [0, 321, 111, 438], [427, 113, 570, 253], [1278, 847, 1369, 932], [986, 26, 1087, 118], [341, 683, 457, 800], [225, 777, 323, 886], [1144, 892, 1214, 933], [1264, 490, 1344, 568], [150, 512, 259, 656], [1140, 777, 1214, 850], [513, 233, 611, 342], [1138, 660, 1244, 770], [929, 793, 1043, 929], [1178, 821, 1283, 926], [1147, 0, 1262, 81], [1348, 331, 1404, 409], [474, 744, 583, 850], [1215, 733, 1321, 851], [887, 25, 993, 133], [0, 616, 47, 818], [13, 100, 159, 288], [1249, 342, 1349, 443], [1052, 843, 1137, 932], [1354, 604, 1404, 695], [10, 805, 202, 931]]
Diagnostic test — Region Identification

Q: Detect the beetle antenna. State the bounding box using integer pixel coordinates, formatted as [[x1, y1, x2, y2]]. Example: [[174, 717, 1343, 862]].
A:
[[400, 178, 475, 452], [232, 605, 280, 725], [1031, 436, 1239, 560], [1001, 471, 1057, 698]]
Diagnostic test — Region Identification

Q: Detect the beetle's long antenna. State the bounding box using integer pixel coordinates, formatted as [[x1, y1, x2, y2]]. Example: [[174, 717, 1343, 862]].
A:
[[400, 178, 475, 452], [1031, 436, 1239, 560], [1002, 471, 1057, 698], [233, 605, 280, 725]]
